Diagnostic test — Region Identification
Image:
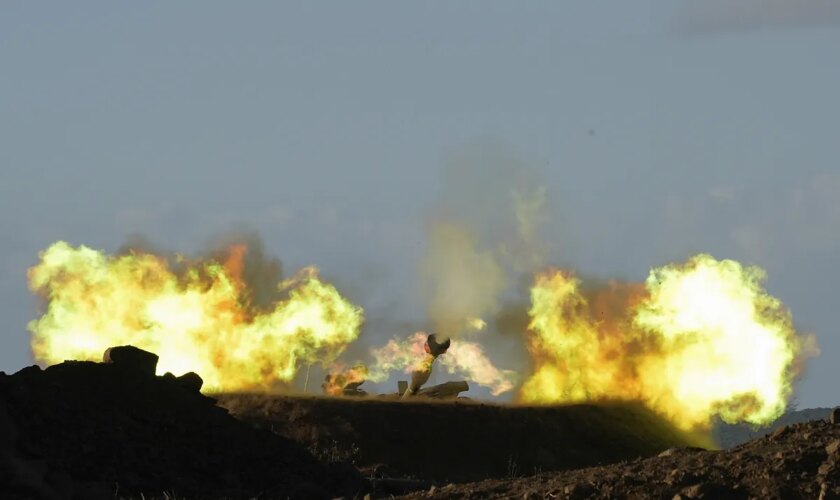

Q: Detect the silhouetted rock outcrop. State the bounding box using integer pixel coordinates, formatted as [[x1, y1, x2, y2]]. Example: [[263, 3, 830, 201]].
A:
[[175, 371, 204, 393], [102, 345, 159, 376], [0, 348, 365, 500]]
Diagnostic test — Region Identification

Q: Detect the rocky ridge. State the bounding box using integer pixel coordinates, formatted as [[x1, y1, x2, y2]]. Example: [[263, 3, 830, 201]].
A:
[[0, 346, 364, 500]]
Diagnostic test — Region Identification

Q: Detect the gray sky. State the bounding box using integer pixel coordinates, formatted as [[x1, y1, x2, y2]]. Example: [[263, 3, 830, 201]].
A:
[[2, 2, 839, 407]]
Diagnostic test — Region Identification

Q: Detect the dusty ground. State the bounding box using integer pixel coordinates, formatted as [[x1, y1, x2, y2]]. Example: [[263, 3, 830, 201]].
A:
[[401, 418, 840, 499], [217, 393, 707, 484]]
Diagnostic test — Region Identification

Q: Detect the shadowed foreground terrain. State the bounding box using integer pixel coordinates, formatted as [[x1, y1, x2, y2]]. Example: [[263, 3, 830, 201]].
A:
[[0, 349, 704, 499], [4, 351, 835, 499], [408, 418, 840, 499], [0, 359, 365, 500], [217, 393, 708, 484]]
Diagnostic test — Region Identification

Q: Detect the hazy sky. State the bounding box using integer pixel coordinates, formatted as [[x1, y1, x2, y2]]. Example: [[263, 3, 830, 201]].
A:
[[2, 2, 839, 407]]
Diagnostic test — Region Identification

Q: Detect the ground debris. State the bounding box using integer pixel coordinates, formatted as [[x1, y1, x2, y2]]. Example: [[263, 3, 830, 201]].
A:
[[402, 416, 840, 499]]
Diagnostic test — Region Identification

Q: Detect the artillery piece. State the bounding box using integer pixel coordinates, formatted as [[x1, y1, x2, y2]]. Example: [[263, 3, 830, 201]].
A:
[[323, 333, 469, 400]]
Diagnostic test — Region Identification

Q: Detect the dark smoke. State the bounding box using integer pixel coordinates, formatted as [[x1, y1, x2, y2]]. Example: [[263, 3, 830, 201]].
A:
[[118, 230, 284, 310], [207, 230, 283, 310]]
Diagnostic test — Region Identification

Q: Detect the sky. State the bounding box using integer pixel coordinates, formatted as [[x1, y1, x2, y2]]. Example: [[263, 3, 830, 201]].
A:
[[1, 2, 839, 407]]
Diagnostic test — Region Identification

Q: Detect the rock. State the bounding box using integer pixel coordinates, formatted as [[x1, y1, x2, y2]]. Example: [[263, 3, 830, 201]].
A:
[[818, 482, 840, 500], [175, 372, 203, 393], [659, 448, 678, 457], [679, 482, 736, 499], [770, 426, 790, 440], [831, 408, 840, 425], [665, 469, 699, 487], [564, 482, 595, 499], [827, 440, 840, 457], [102, 345, 159, 376], [681, 483, 707, 498]]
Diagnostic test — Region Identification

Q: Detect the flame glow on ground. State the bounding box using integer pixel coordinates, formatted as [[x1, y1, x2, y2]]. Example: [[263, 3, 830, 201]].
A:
[[27, 242, 816, 430]]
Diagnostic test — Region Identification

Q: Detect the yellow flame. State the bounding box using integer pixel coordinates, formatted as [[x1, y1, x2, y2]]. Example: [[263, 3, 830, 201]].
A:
[[520, 254, 816, 430], [322, 364, 368, 396], [27, 241, 364, 392], [26, 240, 816, 423]]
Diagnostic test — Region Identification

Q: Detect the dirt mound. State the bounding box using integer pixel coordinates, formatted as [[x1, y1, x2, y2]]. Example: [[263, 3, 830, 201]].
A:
[[218, 393, 707, 484], [0, 355, 365, 499], [713, 407, 833, 448], [406, 417, 840, 499]]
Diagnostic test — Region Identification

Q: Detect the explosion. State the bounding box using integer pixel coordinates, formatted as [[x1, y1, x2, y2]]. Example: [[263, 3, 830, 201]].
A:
[[27, 241, 364, 392], [366, 332, 517, 396], [322, 364, 368, 396], [520, 254, 816, 430], [26, 238, 815, 431]]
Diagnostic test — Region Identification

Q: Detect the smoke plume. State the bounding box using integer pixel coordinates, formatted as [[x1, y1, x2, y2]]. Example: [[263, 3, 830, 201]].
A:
[[420, 141, 548, 339]]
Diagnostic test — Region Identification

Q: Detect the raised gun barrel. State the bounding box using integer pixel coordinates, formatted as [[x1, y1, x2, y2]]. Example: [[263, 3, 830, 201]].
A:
[[402, 333, 450, 399]]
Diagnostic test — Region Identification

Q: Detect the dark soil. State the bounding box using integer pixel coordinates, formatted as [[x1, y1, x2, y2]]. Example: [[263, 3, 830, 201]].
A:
[[0, 361, 365, 500], [217, 393, 708, 484], [402, 418, 840, 499], [5, 352, 834, 499]]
